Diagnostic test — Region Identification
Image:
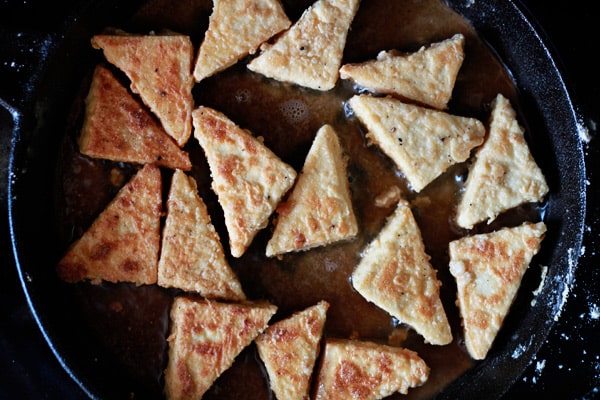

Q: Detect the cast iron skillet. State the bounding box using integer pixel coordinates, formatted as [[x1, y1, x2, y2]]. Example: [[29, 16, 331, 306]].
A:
[[2, 0, 586, 398]]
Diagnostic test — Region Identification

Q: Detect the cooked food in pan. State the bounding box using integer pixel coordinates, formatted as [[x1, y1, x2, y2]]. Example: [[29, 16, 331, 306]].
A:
[[266, 124, 358, 257], [54, 0, 550, 398], [92, 31, 195, 146], [57, 164, 162, 285], [347, 94, 485, 193], [449, 221, 547, 360], [193, 0, 291, 83], [78, 65, 191, 170], [455, 94, 549, 229], [255, 300, 329, 400], [340, 33, 465, 110], [164, 296, 277, 399], [247, 0, 360, 91], [352, 198, 452, 346], [192, 105, 297, 258], [158, 169, 246, 301]]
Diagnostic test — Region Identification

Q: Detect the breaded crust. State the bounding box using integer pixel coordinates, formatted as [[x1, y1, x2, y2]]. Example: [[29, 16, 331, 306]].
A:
[[449, 221, 546, 360], [348, 94, 485, 192], [351, 199, 452, 345], [164, 296, 277, 399], [192, 106, 297, 258], [91, 31, 194, 147], [266, 124, 358, 257], [158, 169, 246, 301], [193, 0, 291, 82], [455, 93, 549, 229], [255, 300, 329, 400], [340, 33, 465, 110], [314, 338, 429, 400], [79, 65, 191, 170], [56, 164, 162, 285], [247, 0, 360, 91]]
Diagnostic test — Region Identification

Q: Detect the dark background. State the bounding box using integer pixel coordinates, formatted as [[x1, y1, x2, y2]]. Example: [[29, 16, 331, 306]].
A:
[[1, 1, 598, 399]]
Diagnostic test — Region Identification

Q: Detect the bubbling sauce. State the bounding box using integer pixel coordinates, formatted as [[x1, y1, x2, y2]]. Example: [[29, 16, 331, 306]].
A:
[[55, 0, 543, 398]]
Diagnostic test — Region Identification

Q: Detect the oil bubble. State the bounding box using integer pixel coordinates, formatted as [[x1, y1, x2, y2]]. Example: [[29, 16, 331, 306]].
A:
[[280, 99, 308, 123], [234, 88, 251, 103]]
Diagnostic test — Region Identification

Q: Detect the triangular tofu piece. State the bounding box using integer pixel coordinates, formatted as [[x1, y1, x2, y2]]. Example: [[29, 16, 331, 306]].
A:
[[352, 199, 452, 345], [193, 0, 291, 82], [79, 65, 191, 170], [247, 0, 360, 91], [348, 94, 485, 192], [266, 125, 358, 257], [340, 33, 465, 110], [56, 164, 162, 285], [314, 338, 429, 400], [91, 31, 194, 146], [164, 296, 277, 399], [255, 300, 329, 400], [192, 106, 297, 258], [455, 94, 550, 229], [158, 169, 246, 301], [449, 221, 546, 360]]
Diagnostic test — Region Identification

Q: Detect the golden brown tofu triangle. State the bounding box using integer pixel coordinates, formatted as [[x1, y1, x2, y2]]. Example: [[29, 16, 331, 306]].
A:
[[79, 65, 191, 170], [255, 300, 329, 400], [449, 221, 546, 360], [91, 31, 194, 147], [56, 164, 162, 285], [247, 0, 360, 90], [158, 169, 246, 301], [192, 106, 297, 258], [266, 124, 358, 257], [164, 297, 277, 400], [193, 0, 291, 82], [348, 94, 485, 192], [340, 33, 465, 110], [314, 338, 429, 400], [455, 93, 549, 229], [351, 199, 452, 345]]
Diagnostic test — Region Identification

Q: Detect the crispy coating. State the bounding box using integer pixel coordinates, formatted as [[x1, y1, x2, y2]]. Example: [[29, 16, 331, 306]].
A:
[[193, 0, 291, 82], [79, 65, 191, 170], [340, 34, 465, 110], [164, 297, 277, 399], [92, 32, 194, 146], [256, 301, 329, 400], [449, 221, 546, 359], [158, 169, 246, 300], [266, 124, 358, 257], [352, 199, 452, 345], [192, 106, 297, 258], [57, 164, 162, 285], [456, 93, 549, 229], [247, 0, 360, 90], [348, 94, 485, 192], [314, 338, 429, 400]]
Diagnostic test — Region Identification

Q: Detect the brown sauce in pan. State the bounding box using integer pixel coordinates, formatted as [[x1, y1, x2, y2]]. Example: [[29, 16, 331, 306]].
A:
[[55, 0, 545, 398]]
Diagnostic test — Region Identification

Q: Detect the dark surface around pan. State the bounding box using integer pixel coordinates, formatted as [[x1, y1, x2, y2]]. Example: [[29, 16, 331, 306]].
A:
[[0, 0, 598, 399]]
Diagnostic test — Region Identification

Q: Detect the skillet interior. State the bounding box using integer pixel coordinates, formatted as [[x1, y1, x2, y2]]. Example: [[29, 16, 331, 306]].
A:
[[7, 0, 586, 399]]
